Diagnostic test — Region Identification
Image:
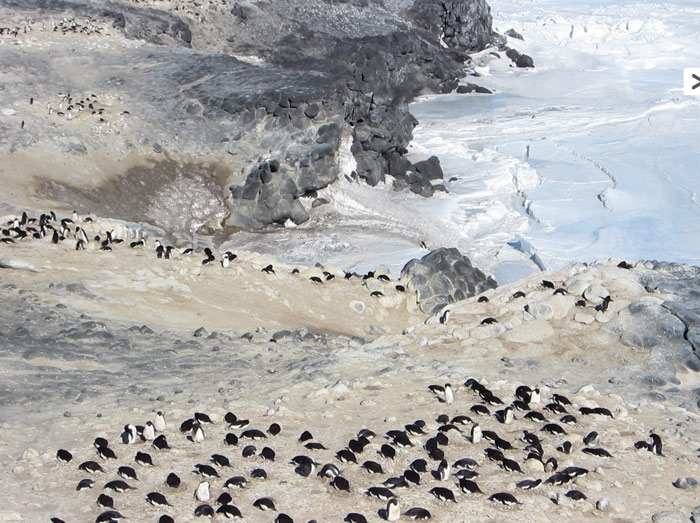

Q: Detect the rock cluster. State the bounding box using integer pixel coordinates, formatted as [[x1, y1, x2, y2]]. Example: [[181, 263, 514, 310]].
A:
[[401, 247, 497, 314]]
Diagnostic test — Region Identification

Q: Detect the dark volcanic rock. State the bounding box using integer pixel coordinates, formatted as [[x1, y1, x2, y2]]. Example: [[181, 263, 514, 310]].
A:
[[505, 47, 535, 68], [401, 248, 497, 314]]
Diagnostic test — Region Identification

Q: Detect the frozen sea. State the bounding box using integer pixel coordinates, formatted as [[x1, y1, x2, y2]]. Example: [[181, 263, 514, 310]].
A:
[[230, 0, 700, 284]]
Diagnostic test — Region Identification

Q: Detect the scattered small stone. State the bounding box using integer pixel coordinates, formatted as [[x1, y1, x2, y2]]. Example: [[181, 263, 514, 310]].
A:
[[652, 510, 687, 523], [596, 498, 611, 512], [673, 477, 698, 489]]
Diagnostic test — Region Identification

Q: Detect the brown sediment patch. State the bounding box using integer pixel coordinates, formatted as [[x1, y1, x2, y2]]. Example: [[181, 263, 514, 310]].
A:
[[38, 157, 231, 237]]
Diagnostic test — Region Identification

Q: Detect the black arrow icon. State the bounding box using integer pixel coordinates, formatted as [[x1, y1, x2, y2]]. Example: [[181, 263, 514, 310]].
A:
[[693, 73, 700, 90]]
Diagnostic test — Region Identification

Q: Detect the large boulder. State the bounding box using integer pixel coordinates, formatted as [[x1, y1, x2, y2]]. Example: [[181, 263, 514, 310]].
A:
[[400, 248, 497, 314]]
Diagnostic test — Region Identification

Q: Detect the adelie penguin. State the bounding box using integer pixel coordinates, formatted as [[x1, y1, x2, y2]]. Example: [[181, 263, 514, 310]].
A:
[[429, 486, 457, 503], [221, 251, 236, 267], [404, 508, 431, 520], [146, 492, 172, 507], [154, 411, 167, 432], [439, 309, 450, 325], [385, 498, 401, 521], [443, 383, 454, 404], [202, 248, 216, 265]]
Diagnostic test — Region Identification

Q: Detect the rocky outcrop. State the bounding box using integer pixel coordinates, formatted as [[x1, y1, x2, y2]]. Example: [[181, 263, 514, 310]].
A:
[[0, 0, 498, 233], [401, 247, 497, 314]]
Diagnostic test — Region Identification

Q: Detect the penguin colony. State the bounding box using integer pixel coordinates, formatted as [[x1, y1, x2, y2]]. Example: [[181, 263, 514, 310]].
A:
[[49, 379, 668, 522], [1, 210, 408, 301]]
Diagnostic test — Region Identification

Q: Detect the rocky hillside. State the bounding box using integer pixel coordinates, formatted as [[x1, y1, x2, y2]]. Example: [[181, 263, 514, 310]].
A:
[[0, 0, 518, 238]]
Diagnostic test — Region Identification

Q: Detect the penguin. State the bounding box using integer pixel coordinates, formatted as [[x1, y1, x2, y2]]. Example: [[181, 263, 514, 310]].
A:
[[96, 493, 114, 508], [366, 487, 396, 501], [121, 424, 138, 445], [404, 507, 431, 520], [443, 383, 454, 404], [450, 415, 472, 426], [56, 449, 73, 464], [250, 468, 267, 479], [217, 492, 233, 505], [358, 428, 376, 440], [336, 449, 357, 464], [331, 475, 350, 491], [489, 492, 521, 505], [583, 431, 599, 445], [118, 466, 138, 481], [566, 489, 587, 501], [294, 458, 316, 477], [429, 486, 457, 502], [379, 444, 395, 459], [437, 459, 451, 481], [152, 434, 169, 450], [361, 460, 384, 475], [544, 402, 567, 414], [75, 226, 88, 245], [582, 447, 613, 458], [211, 454, 231, 467], [202, 248, 216, 265], [165, 472, 181, 488], [557, 441, 573, 454], [516, 478, 542, 490], [470, 404, 490, 416], [142, 421, 156, 441], [496, 406, 514, 424], [195, 480, 210, 502], [95, 511, 125, 523], [650, 433, 663, 455], [386, 498, 400, 521], [217, 504, 243, 517], [135, 451, 153, 466], [221, 251, 234, 268], [541, 423, 567, 435], [76, 478, 94, 491], [261, 264, 275, 274], [500, 457, 523, 473], [524, 411, 547, 423], [259, 446, 276, 461], [439, 309, 450, 325], [344, 514, 368, 523], [195, 464, 219, 478], [194, 505, 215, 517], [318, 463, 340, 478], [596, 296, 613, 312], [470, 423, 482, 444], [382, 476, 408, 489], [223, 476, 247, 489], [147, 492, 171, 507], [560, 414, 577, 425], [191, 422, 205, 443], [78, 461, 105, 474], [104, 480, 135, 492], [458, 478, 483, 494], [241, 428, 266, 440]]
